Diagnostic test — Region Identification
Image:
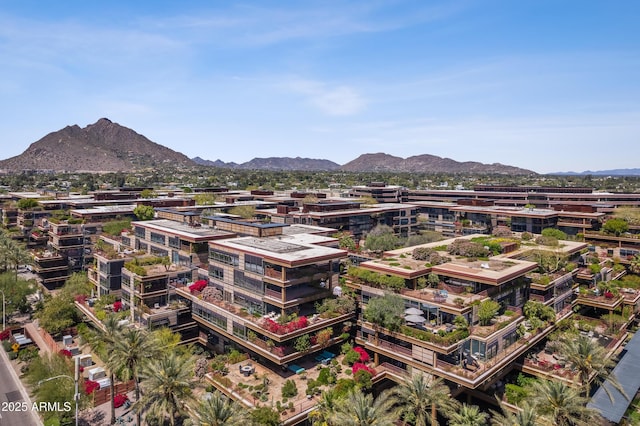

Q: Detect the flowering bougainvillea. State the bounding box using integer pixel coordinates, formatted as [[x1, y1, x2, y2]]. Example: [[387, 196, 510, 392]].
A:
[[353, 346, 370, 362], [113, 301, 123, 312], [0, 329, 10, 341], [262, 316, 308, 335], [189, 280, 208, 293], [59, 349, 72, 357], [352, 362, 376, 376], [113, 394, 129, 408], [75, 295, 87, 303], [84, 380, 99, 395]]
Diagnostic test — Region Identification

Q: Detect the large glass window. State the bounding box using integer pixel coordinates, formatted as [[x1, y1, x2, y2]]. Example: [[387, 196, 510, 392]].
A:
[[209, 266, 224, 281], [150, 232, 166, 245], [210, 249, 239, 266], [168, 236, 180, 249], [134, 227, 146, 238], [233, 271, 264, 294], [245, 254, 264, 275]]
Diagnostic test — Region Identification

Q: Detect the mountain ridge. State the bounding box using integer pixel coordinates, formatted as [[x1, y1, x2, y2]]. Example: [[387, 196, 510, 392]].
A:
[[1, 119, 534, 174]]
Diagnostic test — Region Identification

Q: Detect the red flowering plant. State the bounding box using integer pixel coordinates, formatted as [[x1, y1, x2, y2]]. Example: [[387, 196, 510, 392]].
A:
[[84, 380, 100, 395], [113, 394, 129, 408], [189, 280, 208, 294], [604, 291, 614, 299], [0, 329, 10, 341], [75, 294, 87, 304], [113, 301, 123, 312], [262, 316, 308, 335], [353, 346, 370, 362], [352, 362, 376, 376], [59, 349, 72, 357]]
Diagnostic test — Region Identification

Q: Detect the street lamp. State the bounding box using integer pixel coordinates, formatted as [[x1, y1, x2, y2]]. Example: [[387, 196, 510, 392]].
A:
[[0, 289, 5, 331], [37, 356, 79, 426]]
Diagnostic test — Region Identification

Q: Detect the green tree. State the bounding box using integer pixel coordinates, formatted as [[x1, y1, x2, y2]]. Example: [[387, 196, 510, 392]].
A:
[[294, 334, 311, 353], [393, 374, 460, 426], [541, 228, 568, 240], [329, 388, 399, 426], [84, 316, 123, 424], [529, 380, 599, 426], [192, 390, 247, 426], [603, 218, 629, 236], [0, 272, 36, 314], [630, 254, 640, 274], [36, 294, 81, 335], [17, 198, 39, 209], [140, 189, 156, 198], [448, 404, 488, 426], [133, 204, 155, 221], [228, 204, 256, 219], [250, 407, 281, 426], [363, 293, 405, 338], [194, 193, 217, 205], [309, 390, 340, 425], [555, 334, 626, 400], [135, 352, 195, 426], [477, 300, 500, 326], [364, 225, 399, 252], [489, 399, 539, 426], [111, 328, 161, 425]]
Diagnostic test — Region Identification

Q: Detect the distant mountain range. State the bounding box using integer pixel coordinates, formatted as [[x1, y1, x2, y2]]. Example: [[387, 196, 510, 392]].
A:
[[1, 118, 535, 174], [550, 169, 640, 176]]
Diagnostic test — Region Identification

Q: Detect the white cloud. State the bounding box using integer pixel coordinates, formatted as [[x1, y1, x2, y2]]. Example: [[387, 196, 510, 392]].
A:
[[287, 79, 366, 116]]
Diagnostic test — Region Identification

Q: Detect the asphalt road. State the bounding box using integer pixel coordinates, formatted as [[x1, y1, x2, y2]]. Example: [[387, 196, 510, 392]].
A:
[[0, 348, 42, 426]]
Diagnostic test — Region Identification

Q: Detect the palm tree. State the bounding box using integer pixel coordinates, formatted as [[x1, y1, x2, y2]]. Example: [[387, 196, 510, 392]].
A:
[[489, 399, 538, 426], [448, 403, 488, 426], [191, 390, 247, 426], [329, 388, 399, 426], [309, 390, 340, 426], [135, 351, 196, 426], [109, 327, 160, 426], [556, 334, 626, 401], [84, 316, 122, 424], [629, 254, 640, 275], [529, 380, 599, 426], [393, 374, 460, 425]]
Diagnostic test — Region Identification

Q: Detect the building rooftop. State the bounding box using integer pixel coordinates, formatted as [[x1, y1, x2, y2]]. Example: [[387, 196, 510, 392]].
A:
[[70, 204, 137, 215], [212, 234, 346, 266], [133, 219, 234, 241]]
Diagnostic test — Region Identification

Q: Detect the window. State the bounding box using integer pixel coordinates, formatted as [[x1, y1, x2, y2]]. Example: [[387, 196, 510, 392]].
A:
[[245, 254, 264, 275], [193, 305, 227, 331], [150, 232, 166, 245], [168, 236, 180, 249], [210, 249, 239, 266], [209, 266, 224, 281], [134, 227, 146, 238], [233, 271, 264, 294]]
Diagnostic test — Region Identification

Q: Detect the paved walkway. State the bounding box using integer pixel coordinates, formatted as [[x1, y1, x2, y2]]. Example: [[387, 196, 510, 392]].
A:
[[24, 321, 53, 356]]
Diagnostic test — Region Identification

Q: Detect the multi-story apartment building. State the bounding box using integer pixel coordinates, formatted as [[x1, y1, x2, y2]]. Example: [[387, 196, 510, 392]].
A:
[[174, 223, 353, 367], [350, 235, 589, 392]]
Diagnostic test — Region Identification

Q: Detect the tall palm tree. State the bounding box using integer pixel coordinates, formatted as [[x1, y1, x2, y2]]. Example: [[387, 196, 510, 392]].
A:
[[85, 316, 122, 424], [529, 380, 599, 426], [393, 374, 460, 426], [109, 327, 160, 426], [191, 390, 247, 426], [556, 334, 626, 401], [448, 403, 488, 426], [489, 399, 538, 426], [329, 388, 399, 426], [135, 351, 196, 426]]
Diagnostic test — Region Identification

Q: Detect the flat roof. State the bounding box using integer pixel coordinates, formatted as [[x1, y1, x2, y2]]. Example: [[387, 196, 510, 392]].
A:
[[71, 204, 137, 215], [133, 219, 234, 241], [211, 234, 346, 266]]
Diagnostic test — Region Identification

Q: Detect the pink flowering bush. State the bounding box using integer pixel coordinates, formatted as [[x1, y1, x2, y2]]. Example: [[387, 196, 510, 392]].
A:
[[59, 349, 72, 357], [352, 362, 376, 376], [113, 394, 129, 408], [113, 301, 123, 312], [262, 316, 309, 335], [189, 280, 208, 293], [0, 329, 10, 341], [353, 346, 370, 362], [84, 380, 99, 395]]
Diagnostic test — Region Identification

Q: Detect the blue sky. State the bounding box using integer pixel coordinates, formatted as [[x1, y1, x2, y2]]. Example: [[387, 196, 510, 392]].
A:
[[1, 0, 639, 174]]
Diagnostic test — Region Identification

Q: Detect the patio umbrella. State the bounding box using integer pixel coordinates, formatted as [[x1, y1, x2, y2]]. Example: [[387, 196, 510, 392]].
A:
[[404, 314, 426, 323], [404, 307, 423, 315]]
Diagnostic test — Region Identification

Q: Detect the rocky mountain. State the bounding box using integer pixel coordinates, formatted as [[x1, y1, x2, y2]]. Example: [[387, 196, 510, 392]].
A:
[[192, 156, 238, 168], [0, 118, 196, 172], [341, 153, 534, 174], [193, 156, 340, 171]]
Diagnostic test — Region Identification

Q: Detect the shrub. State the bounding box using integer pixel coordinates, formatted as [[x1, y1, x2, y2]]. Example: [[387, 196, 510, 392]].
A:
[[113, 301, 123, 312], [188, 280, 208, 293], [84, 380, 100, 395], [281, 379, 298, 398], [343, 349, 361, 366], [447, 239, 490, 258], [0, 329, 10, 341], [352, 346, 370, 362]]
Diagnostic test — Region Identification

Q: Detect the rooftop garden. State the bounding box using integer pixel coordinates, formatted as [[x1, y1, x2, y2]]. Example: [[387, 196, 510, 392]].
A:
[[123, 256, 171, 276]]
